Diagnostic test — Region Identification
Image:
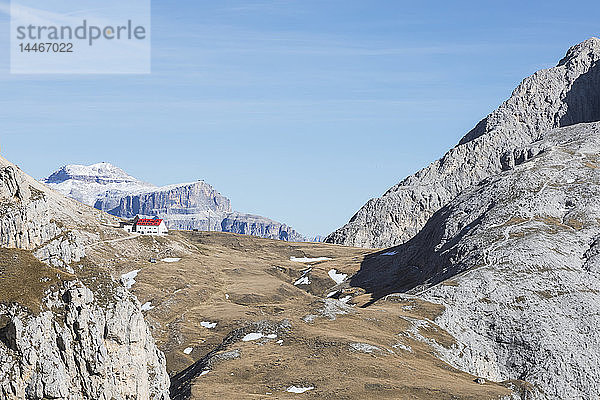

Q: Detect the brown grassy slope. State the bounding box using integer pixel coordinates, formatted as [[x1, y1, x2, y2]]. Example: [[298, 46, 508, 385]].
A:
[[0, 248, 71, 312], [85, 230, 514, 400]]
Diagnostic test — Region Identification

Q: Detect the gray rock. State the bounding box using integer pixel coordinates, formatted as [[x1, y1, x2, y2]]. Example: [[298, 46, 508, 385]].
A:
[[0, 164, 59, 250], [354, 122, 600, 399], [220, 212, 305, 242], [98, 180, 231, 219], [33, 231, 85, 271], [0, 159, 85, 266], [0, 282, 170, 400], [326, 37, 600, 248]]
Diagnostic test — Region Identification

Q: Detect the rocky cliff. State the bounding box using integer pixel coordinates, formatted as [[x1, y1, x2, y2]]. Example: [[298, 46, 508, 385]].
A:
[[44, 164, 308, 241], [0, 157, 84, 266], [326, 37, 600, 248], [353, 122, 600, 399], [0, 283, 170, 399], [97, 181, 232, 219], [0, 156, 170, 399], [220, 212, 305, 242], [1, 164, 59, 250]]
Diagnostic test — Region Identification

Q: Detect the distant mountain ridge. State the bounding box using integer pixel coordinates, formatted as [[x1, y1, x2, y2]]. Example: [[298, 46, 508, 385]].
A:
[[43, 162, 308, 242]]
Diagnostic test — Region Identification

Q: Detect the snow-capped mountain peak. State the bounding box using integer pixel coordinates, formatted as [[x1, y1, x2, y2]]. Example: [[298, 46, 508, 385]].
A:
[[44, 162, 149, 185], [43, 162, 156, 206]]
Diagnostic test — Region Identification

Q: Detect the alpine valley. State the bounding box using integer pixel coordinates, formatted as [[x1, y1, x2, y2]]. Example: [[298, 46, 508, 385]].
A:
[[2, 38, 600, 400]]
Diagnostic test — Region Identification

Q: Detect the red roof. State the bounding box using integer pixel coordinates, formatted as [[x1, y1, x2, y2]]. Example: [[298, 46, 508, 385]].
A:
[[136, 218, 163, 226]]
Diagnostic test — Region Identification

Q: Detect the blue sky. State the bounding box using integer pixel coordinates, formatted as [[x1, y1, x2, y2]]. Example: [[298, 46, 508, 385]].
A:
[[0, 0, 599, 237]]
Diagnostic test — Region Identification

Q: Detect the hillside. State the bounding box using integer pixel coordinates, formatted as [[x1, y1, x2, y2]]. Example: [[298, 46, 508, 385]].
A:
[[85, 230, 517, 400], [5, 38, 600, 400], [350, 122, 600, 398]]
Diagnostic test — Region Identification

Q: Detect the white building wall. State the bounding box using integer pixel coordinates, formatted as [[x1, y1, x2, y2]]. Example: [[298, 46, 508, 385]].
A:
[[158, 221, 168, 234], [136, 221, 168, 235]]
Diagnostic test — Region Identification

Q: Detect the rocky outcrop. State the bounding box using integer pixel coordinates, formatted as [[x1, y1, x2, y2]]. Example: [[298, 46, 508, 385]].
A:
[[353, 122, 600, 399], [0, 165, 60, 250], [100, 181, 308, 240], [326, 37, 600, 248], [32, 231, 86, 271], [0, 282, 170, 399], [220, 212, 305, 242], [0, 157, 89, 270], [99, 181, 232, 219]]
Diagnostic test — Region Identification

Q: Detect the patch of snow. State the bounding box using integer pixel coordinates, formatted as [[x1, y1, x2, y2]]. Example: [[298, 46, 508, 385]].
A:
[[242, 332, 264, 342], [392, 343, 413, 352], [200, 370, 210, 376], [276, 339, 284, 345], [326, 291, 338, 298], [241, 332, 277, 342], [350, 342, 381, 353], [294, 268, 312, 286], [294, 276, 310, 286], [381, 251, 397, 256], [43, 162, 156, 206], [290, 256, 331, 263], [339, 295, 352, 304], [287, 386, 314, 394], [162, 257, 181, 263], [120, 269, 140, 289], [183, 347, 193, 355], [201, 321, 217, 329], [302, 314, 317, 323], [328, 269, 347, 284], [141, 301, 154, 311]]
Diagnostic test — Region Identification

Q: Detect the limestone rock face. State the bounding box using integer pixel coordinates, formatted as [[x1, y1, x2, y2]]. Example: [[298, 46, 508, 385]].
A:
[[32, 231, 86, 270], [355, 122, 600, 399], [0, 282, 170, 400], [98, 180, 232, 219], [326, 37, 600, 248], [220, 212, 306, 242], [0, 165, 59, 250], [0, 159, 85, 267]]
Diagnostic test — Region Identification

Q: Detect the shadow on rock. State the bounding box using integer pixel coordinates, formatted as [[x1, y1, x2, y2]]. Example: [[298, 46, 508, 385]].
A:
[[350, 200, 492, 307]]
